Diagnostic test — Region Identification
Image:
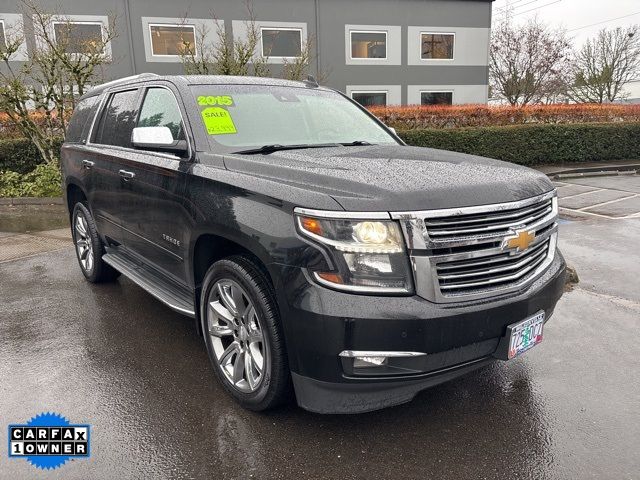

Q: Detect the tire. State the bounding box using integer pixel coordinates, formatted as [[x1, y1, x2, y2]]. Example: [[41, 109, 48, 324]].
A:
[[200, 255, 291, 411], [71, 202, 120, 283]]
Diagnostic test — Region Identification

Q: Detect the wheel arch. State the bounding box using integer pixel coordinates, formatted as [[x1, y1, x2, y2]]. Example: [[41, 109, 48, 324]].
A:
[[66, 182, 88, 216], [190, 231, 277, 336]]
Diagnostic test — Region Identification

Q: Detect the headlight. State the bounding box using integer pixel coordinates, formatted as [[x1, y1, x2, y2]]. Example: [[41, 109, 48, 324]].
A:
[[296, 213, 413, 294]]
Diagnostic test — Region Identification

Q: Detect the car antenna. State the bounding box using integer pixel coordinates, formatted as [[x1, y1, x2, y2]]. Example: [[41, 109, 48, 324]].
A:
[[305, 75, 319, 88]]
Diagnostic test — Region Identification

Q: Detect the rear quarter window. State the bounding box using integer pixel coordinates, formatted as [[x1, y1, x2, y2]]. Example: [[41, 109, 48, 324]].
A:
[[65, 95, 100, 144]]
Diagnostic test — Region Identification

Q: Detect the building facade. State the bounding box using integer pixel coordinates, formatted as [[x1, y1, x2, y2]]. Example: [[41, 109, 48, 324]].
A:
[[0, 0, 493, 106]]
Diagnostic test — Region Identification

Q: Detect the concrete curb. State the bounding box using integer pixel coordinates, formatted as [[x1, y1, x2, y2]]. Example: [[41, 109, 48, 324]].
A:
[[545, 164, 639, 180], [0, 197, 64, 206]]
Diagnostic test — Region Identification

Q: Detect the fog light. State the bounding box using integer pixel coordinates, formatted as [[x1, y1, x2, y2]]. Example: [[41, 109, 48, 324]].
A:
[[353, 356, 388, 368]]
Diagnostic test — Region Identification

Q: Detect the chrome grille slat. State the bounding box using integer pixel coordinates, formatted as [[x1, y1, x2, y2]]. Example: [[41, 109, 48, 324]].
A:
[[438, 244, 549, 281], [424, 201, 551, 228], [436, 241, 547, 272], [427, 205, 552, 237], [392, 191, 559, 303], [439, 251, 548, 290]]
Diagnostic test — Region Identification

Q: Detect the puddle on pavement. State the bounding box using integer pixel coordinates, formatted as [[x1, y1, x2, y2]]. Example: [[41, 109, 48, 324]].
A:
[[0, 204, 69, 233]]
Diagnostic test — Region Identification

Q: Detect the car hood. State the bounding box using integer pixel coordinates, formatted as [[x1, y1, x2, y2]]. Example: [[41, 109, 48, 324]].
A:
[[223, 145, 555, 211]]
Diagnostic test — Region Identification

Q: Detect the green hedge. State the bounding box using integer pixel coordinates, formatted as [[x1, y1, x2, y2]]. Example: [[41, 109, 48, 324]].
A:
[[1, 123, 639, 173], [0, 160, 62, 198], [399, 122, 640, 166], [0, 137, 63, 174]]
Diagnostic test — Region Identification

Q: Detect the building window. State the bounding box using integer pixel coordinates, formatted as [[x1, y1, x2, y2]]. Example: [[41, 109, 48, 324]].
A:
[[421, 33, 454, 60], [421, 91, 453, 105], [53, 22, 104, 54], [0, 21, 6, 50], [149, 24, 196, 56], [350, 31, 387, 59], [261, 28, 302, 58], [351, 91, 387, 107]]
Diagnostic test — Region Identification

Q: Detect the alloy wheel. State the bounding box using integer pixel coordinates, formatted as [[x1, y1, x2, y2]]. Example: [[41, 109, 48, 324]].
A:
[[74, 212, 94, 273], [207, 279, 267, 393]]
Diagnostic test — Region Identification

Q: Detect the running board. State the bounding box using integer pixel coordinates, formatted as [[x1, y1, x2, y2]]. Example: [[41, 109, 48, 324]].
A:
[[103, 251, 196, 318]]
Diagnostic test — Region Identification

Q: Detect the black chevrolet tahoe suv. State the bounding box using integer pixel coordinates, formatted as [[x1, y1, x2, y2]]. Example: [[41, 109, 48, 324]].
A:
[[61, 73, 566, 414]]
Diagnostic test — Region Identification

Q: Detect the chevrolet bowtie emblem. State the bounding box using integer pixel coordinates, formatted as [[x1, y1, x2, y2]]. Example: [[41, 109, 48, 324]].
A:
[[503, 229, 535, 253]]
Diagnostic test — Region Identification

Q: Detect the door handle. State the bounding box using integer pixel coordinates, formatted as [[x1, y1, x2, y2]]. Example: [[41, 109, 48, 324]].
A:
[[119, 169, 135, 181], [82, 160, 95, 169]]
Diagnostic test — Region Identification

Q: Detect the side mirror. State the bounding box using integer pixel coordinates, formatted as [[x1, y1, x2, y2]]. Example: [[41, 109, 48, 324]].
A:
[[131, 126, 188, 156]]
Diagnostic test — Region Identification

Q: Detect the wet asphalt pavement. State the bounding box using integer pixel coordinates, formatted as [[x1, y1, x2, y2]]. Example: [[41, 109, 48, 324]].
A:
[[1, 176, 639, 479]]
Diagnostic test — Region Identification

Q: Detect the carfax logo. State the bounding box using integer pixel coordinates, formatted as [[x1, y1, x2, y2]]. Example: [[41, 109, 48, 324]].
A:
[[8, 412, 90, 470]]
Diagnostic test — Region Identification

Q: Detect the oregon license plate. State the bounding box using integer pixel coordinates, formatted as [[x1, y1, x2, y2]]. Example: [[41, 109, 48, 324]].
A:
[[507, 311, 545, 359]]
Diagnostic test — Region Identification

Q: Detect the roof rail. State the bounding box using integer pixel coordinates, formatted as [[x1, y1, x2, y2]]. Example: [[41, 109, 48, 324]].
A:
[[89, 73, 159, 92]]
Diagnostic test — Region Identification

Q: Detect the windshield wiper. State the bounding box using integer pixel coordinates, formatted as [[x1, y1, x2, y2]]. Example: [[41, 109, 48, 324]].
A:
[[233, 141, 376, 155], [233, 143, 340, 155]]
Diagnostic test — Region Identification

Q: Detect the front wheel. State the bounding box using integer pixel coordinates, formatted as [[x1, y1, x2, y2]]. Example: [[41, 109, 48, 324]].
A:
[[71, 202, 120, 283], [201, 255, 291, 411]]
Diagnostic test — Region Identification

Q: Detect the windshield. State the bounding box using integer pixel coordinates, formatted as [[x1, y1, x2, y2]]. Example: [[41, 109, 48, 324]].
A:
[[189, 84, 398, 153]]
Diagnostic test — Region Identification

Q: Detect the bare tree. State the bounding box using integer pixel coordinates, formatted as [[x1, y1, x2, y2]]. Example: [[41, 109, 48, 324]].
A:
[[490, 18, 571, 105], [0, 0, 116, 164], [179, 2, 269, 76], [280, 36, 320, 81], [179, 1, 323, 81], [568, 26, 640, 103]]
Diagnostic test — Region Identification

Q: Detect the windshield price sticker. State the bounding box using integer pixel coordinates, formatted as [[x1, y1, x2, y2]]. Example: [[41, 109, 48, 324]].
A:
[[201, 107, 237, 135]]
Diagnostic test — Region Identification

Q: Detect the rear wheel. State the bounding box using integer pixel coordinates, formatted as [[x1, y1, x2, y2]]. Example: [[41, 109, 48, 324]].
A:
[[201, 255, 291, 410], [71, 202, 120, 283]]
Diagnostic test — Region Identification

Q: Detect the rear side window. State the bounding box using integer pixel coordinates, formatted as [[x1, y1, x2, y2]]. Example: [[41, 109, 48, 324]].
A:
[[137, 88, 185, 141], [66, 95, 99, 143], [92, 89, 139, 148]]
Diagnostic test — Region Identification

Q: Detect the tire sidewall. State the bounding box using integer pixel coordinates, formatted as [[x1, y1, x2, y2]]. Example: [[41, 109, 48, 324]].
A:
[[200, 260, 277, 407], [71, 203, 99, 282]]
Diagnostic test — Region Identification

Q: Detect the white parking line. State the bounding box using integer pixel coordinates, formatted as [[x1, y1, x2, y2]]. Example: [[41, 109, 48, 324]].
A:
[[558, 188, 606, 200], [580, 193, 638, 212]]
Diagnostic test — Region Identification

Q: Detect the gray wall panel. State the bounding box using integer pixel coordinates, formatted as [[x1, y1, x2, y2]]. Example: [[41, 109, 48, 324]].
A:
[[0, 0, 492, 104]]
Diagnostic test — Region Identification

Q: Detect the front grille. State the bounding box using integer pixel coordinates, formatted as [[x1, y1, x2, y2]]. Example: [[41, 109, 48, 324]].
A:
[[392, 191, 558, 303], [424, 197, 553, 241], [436, 237, 550, 296]]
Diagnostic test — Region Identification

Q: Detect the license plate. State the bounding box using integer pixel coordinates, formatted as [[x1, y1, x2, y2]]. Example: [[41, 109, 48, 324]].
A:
[[507, 311, 545, 359]]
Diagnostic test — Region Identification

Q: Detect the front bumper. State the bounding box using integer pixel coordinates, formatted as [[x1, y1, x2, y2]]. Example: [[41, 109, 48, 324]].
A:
[[274, 252, 566, 414]]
